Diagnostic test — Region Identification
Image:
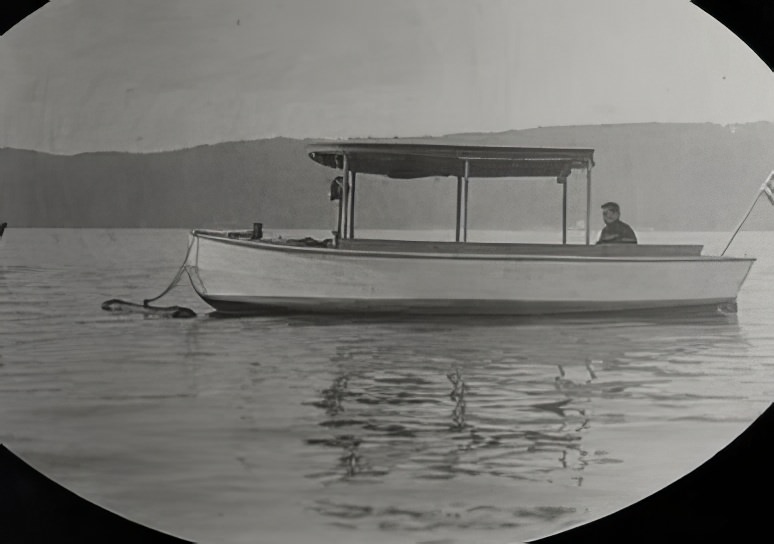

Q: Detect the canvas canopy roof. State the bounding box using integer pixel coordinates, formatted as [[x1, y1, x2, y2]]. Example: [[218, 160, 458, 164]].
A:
[[307, 140, 594, 179]]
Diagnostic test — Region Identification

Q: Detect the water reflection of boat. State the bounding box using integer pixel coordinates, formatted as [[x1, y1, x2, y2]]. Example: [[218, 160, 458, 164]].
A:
[[269, 310, 750, 536], [300, 313, 746, 486], [304, 352, 603, 485], [184, 141, 755, 316]]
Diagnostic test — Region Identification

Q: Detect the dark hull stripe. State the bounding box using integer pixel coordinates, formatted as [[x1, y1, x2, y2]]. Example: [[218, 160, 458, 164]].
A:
[[198, 293, 735, 317]]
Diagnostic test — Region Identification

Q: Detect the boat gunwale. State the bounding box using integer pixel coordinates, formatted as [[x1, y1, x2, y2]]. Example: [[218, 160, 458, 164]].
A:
[[191, 231, 757, 264]]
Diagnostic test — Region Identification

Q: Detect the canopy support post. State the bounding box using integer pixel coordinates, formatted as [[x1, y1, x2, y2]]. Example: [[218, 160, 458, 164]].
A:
[[348, 172, 357, 239], [463, 160, 470, 242], [341, 155, 350, 240], [585, 164, 592, 245], [336, 182, 344, 244], [561, 178, 568, 245], [455, 176, 463, 242]]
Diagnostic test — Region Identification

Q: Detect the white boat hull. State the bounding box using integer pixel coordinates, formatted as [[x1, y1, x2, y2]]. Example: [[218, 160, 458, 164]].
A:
[[186, 232, 755, 315]]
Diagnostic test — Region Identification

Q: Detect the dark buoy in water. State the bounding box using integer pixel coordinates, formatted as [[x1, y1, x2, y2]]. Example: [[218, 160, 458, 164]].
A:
[[0, 222, 7, 238], [101, 299, 196, 318]]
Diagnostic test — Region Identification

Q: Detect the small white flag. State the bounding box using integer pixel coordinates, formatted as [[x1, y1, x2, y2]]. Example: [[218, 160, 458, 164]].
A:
[[761, 170, 774, 205]]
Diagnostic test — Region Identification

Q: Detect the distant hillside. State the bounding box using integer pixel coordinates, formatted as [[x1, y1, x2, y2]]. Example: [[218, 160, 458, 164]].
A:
[[2, 122, 774, 231]]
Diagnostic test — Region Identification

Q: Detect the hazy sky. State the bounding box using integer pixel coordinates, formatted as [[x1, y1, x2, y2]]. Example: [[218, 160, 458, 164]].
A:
[[1, 0, 773, 154]]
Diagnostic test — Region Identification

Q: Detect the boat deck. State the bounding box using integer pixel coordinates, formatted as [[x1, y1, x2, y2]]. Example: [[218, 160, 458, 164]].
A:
[[196, 230, 704, 257], [337, 238, 704, 257]]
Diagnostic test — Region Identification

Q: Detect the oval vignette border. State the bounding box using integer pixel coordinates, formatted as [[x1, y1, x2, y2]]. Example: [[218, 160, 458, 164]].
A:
[[1, 1, 773, 543]]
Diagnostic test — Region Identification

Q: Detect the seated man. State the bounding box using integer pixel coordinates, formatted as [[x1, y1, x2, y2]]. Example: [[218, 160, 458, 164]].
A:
[[596, 202, 637, 244]]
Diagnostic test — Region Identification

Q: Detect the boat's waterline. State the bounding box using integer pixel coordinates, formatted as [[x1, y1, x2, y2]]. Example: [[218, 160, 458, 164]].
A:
[[194, 293, 738, 316], [186, 232, 755, 316]]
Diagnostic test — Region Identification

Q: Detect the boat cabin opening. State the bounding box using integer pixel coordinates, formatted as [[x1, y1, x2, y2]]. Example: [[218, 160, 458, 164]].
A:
[[306, 140, 701, 257]]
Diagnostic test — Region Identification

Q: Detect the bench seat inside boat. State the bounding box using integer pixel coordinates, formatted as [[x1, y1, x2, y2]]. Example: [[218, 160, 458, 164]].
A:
[[337, 238, 703, 256]]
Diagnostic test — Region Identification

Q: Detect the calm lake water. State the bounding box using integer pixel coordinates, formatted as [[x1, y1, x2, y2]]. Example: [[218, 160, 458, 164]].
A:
[[1, 228, 774, 544]]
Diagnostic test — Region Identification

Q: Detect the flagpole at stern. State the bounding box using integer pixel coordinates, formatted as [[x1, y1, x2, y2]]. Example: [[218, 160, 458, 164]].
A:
[[721, 170, 774, 256]]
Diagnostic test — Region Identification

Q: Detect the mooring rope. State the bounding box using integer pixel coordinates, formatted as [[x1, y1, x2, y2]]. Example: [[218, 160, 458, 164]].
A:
[[142, 235, 196, 306]]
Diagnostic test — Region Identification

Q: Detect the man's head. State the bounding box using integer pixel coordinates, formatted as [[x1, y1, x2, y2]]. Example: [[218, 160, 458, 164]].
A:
[[601, 202, 620, 225]]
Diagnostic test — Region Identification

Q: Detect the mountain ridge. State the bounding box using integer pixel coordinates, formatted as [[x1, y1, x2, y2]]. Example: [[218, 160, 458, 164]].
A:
[[2, 122, 774, 231]]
